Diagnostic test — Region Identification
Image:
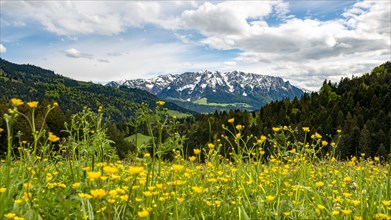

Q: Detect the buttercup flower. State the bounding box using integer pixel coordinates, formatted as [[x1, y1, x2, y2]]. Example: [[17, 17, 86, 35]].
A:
[[27, 101, 38, 108], [11, 98, 24, 106]]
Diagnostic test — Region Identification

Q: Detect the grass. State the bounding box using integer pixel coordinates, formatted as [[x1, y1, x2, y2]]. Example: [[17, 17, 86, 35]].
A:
[[192, 97, 252, 108], [0, 99, 390, 220], [166, 110, 192, 118], [125, 133, 152, 146]]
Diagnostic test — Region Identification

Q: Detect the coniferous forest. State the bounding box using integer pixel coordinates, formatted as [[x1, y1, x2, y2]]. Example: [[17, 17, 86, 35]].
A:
[[1, 59, 390, 159]]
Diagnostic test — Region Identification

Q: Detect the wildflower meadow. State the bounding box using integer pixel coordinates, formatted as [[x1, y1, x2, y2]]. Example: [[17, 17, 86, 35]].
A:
[[0, 99, 390, 219]]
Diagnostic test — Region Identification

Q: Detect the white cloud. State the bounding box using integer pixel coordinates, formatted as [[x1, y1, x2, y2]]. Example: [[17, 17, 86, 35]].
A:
[[179, 0, 390, 90], [64, 48, 93, 59], [0, 44, 6, 53]]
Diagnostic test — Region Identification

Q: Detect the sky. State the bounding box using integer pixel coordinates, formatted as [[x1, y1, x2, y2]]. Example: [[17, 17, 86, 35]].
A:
[[0, 0, 390, 91]]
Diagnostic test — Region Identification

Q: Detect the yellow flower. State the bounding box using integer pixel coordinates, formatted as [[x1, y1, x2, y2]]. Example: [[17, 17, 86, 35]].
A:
[[72, 182, 81, 188], [98, 106, 103, 113], [48, 132, 60, 143], [315, 181, 324, 187], [283, 125, 288, 130], [23, 183, 33, 189], [272, 127, 280, 132], [207, 143, 215, 149], [189, 156, 196, 162], [322, 140, 328, 146], [156, 101, 166, 106], [120, 195, 129, 201], [228, 118, 234, 123], [172, 164, 184, 171], [332, 210, 340, 215], [302, 127, 310, 132], [4, 213, 16, 219], [265, 195, 275, 202], [129, 166, 144, 174], [14, 217, 25, 220], [374, 156, 380, 162], [257, 135, 267, 144], [103, 166, 118, 174], [192, 186, 205, 193], [87, 171, 102, 180], [15, 199, 23, 205], [235, 133, 241, 139], [341, 209, 352, 215], [0, 187, 6, 193], [27, 101, 38, 108], [138, 210, 149, 218], [337, 129, 342, 133], [177, 197, 185, 202], [0, 128, 4, 133], [382, 200, 391, 206], [193, 149, 201, 155], [235, 124, 243, 130], [90, 189, 107, 199], [317, 204, 325, 210], [11, 98, 24, 106]]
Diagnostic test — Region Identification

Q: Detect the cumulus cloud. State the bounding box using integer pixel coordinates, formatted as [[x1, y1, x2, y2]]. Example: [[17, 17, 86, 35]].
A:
[[179, 0, 390, 90], [65, 48, 93, 59], [0, 1, 197, 36], [0, 44, 6, 53]]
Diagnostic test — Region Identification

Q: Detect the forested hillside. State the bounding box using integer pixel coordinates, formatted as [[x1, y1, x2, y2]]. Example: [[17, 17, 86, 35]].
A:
[[0, 59, 193, 157], [179, 61, 391, 159]]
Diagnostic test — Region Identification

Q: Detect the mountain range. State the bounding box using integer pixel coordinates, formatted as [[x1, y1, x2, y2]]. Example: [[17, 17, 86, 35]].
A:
[[0, 58, 193, 122], [107, 70, 306, 113]]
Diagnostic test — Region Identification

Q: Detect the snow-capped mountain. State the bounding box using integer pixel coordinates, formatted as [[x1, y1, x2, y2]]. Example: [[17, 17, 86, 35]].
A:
[[107, 70, 305, 113]]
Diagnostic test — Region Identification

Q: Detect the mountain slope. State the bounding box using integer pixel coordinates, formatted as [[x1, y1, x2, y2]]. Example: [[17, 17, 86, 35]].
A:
[[108, 70, 305, 113], [0, 58, 194, 122]]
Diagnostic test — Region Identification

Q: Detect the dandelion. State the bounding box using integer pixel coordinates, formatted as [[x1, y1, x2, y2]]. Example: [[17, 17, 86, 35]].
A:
[[27, 101, 38, 108], [129, 166, 144, 174], [87, 171, 102, 180], [228, 118, 234, 123], [138, 210, 149, 218], [156, 101, 165, 106], [0, 187, 6, 193], [48, 132, 60, 143], [11, 98, 24, 106], [302, 127, 310, 132]]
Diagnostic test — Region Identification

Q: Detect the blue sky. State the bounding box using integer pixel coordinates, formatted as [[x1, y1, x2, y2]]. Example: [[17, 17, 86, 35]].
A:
[[0, 0, 390, 90]]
